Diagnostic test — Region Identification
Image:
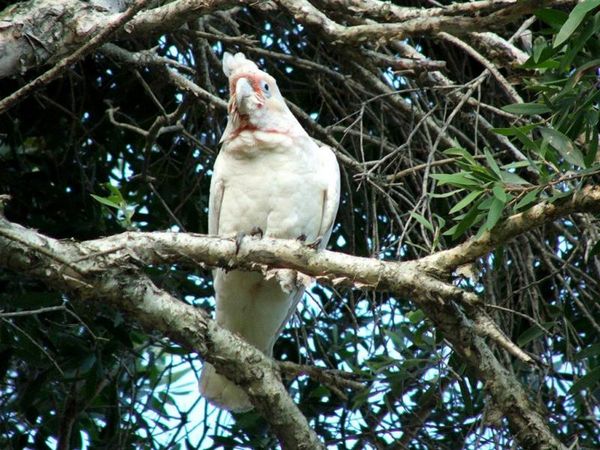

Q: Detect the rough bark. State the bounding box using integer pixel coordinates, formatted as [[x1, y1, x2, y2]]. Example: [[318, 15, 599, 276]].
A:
[[0, 0, 124, 78], [0, 0, 150, 114], [0, 0, 242, 79], [275, 0, 575, 44]]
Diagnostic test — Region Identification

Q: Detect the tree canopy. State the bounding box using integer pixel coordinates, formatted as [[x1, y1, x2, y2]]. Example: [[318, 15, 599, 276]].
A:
[[1, 0, 599, 449]]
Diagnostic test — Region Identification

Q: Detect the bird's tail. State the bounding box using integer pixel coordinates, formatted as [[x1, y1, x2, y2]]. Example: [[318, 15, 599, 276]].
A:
[[199, 363, 253, 413]]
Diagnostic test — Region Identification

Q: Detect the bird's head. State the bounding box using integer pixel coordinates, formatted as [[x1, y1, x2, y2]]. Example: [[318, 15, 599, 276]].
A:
[[221, 52, 299, 142]]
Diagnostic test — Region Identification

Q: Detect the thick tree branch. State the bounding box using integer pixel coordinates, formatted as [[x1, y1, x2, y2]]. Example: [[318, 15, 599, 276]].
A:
[[316, 0, 572, 23], [3, 186, 597, 448], [0, 0, 150, 114], [0, 0, 241, 80], [124, 0, 244, 37], [0, 0, 575, 81], [0, 217, 323, 450], [276, 0, 575, 44]]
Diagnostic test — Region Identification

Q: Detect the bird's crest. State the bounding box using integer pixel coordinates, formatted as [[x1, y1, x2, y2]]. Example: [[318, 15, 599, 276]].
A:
[[222, 52, 260, 78]]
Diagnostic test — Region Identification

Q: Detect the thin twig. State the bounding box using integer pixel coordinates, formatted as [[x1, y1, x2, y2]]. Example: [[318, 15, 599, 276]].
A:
[[0, 305, 66, 318]]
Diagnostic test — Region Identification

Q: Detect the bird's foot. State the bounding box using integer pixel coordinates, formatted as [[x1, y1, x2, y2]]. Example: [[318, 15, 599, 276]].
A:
[[307, 237, 322, 249], [235, 227, 264, 255], [298, 234, 322, 250], [249, 226, 264, 238]]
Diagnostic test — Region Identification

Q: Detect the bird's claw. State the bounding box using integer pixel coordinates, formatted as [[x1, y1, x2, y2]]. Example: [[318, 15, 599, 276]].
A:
[[235, 227, 264, 255], [249, 226, 264, 238], [307, 236, 322, 249], [297, 234, 322, 249]]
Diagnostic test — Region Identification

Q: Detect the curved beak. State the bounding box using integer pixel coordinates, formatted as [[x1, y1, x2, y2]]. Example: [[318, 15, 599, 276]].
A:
[[235, 77, 255, 114]]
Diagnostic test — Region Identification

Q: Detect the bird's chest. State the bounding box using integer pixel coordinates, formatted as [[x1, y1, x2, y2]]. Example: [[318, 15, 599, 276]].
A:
[[217, 142, 324, 238]]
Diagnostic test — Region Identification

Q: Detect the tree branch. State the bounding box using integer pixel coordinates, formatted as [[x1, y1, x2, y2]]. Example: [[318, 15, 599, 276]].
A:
[[425, 185, 600, 272], [0, 0, 575, 81], [4, 186, 598, 448], [0, 0, 151, 114], [0, 217, 323, 450], [124, 0, 244, 37], [275, 0, 576, 44]]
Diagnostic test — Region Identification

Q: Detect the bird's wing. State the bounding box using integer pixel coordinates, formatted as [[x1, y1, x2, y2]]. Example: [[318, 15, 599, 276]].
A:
[[208, 164, 225, 236], [274, 145, 340, 337], [316, 145, 341, 249]]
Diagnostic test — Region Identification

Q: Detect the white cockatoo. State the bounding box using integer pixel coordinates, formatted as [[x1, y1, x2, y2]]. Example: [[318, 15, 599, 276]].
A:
[[199, 52, 340, 412]]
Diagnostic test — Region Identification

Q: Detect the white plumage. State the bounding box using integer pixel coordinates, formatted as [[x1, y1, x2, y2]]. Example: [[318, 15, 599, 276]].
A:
[[199, 52, 340, 412]]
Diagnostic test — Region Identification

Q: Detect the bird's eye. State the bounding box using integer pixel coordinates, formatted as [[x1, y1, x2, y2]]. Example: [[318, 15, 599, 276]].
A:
[[261, 81, 271, 97]]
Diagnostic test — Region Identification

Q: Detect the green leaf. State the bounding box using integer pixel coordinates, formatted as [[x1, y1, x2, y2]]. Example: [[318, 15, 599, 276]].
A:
[[468, 165, 498, 184], [308, 385, 331, 399], [546, 189, 572, 203], [484, 197, 505, 231], [384, 329, 406, 352], [492, 184, 508, 203], [568, 367, 600, 395], [521, 55, 561, 70], [554, 0, 600, 48], [78, 354, 96, 375], [533, 36, 547, 63], [104, 183, 125, 198], [350, 388, 372, 410], [559, 13, 600, 71], [501, 103, 552, 115], [449, 190, 483, 214], [90, 194, 120, 209], [500, 170, 531, 185], [535, 8, 569, 29], [517, 322, 555, 346], [443, 147, 477, 167], [513, 128, 541, 153], [443, 205, 482, 238], [407, 309, 425, 324], [484, 149, 502, 178], [515, 188, 541, 210], [492, 124, 537, 136], [410, 212, 434, 232], [565, 58, 600, 91], [500, 161, 533, 170], [431, 172, 480, 188], [429, 189, 464, 199], [539, 127, 585, 167]]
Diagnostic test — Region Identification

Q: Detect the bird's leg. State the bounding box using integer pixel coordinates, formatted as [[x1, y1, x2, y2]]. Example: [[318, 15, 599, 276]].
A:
[[235, 226, 264, 255]]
